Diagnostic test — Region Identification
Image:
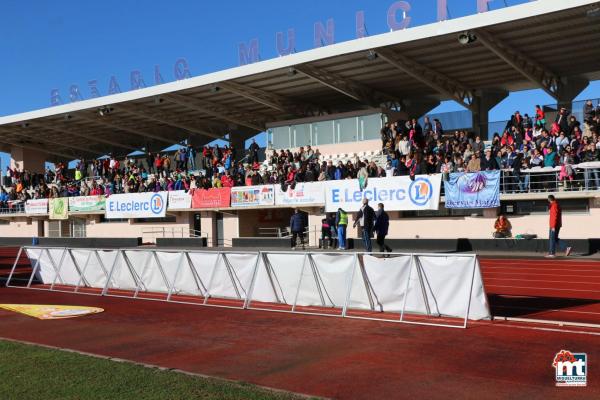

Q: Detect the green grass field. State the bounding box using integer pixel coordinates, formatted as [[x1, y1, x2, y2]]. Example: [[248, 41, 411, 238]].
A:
[[0, 340, 313, 400]]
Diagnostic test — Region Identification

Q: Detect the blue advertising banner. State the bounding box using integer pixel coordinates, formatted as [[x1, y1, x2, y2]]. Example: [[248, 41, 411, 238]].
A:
[[444, 171, 500, 209]]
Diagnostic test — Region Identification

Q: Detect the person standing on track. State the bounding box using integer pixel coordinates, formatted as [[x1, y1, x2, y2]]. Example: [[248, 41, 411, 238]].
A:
[[374, 203, 392, 253], [336, 208, 349, 250], [353, 198, 375, 252], [290, 209, 306, 250], [546, 195, 572, 258]]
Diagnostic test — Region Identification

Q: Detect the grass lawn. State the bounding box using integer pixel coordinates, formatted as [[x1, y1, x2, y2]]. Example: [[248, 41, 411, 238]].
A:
[[0, 340, 314, 400]]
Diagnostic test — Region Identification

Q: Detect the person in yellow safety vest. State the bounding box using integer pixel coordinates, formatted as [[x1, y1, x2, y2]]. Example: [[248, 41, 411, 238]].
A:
[[74, 169, 82, 181], [335, 208, 348, 250]]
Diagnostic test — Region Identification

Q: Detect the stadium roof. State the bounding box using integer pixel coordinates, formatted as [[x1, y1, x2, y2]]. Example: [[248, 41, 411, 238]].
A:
[[1, 0, 599, 160]]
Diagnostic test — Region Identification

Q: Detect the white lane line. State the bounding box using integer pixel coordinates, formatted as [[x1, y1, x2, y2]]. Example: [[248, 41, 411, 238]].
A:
[[484, 277, 600, 285], [483, 272, 600, 278]]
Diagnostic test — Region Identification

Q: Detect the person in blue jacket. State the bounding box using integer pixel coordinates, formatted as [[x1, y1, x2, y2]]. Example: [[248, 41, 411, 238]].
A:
[[290, 209, 306, 250]]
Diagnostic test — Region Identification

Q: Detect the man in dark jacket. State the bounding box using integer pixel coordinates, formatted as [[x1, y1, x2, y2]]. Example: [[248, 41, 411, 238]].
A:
[[290, 209, 306, 250], [480, 148, 499, 170], [353, 198, 376, 252], [374, 203, 392, 253]]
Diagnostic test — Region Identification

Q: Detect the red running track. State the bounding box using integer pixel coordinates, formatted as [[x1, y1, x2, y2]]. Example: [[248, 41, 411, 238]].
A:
[[480, 258, 600, 325], [1, 287, 600, 400]]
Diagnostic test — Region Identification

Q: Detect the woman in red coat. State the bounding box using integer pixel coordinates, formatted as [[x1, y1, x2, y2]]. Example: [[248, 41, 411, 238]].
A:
[[547, 195, 572, 257]]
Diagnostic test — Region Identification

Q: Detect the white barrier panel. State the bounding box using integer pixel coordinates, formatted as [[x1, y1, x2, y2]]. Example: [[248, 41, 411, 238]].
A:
[[8, 247, 491, 328], [347, 254, 413, 312]]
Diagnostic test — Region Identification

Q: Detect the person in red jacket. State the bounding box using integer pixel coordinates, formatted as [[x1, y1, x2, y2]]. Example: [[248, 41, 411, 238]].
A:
[[547, 195, 572, 258]]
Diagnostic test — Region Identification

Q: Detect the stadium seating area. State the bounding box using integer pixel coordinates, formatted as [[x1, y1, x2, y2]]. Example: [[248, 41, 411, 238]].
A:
[[0, 100, 599, 214]]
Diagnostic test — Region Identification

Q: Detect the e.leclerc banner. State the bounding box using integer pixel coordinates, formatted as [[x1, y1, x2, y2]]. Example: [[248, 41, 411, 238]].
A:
[[105, 192, 167, 219], [444, 171, 500, 209], [68, 195, 106, 212], [275, 182, 325, 206], [324, 175, 441, 213], [191, 187, 231, 208]]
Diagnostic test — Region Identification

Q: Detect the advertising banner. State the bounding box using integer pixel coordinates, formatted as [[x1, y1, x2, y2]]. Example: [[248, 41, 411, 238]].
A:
[[0, 304, 104, 320], [25, 199, 48, 215], [49, 198, 69, 220], [444, 171, 500, 209], [274, 182, 325, 206], [190, 187, 231, 209], [105, 192, 167, 219], [231, 185, 275, 207], [167, 190, 192, 210], [324, 175, 442, 212], [68, 195, 106, 212]]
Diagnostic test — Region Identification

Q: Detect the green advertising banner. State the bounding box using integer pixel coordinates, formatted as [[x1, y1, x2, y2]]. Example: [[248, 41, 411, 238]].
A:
[[49, 198, 68, 220], [68, 195, 106, 212]]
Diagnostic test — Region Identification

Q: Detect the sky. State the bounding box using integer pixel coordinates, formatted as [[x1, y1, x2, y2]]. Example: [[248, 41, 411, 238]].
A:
[[0, 0, 599, 169]]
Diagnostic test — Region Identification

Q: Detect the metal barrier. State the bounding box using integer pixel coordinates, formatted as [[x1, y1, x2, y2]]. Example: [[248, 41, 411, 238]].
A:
[[141, 227, 208, 243], [6, 246, 489, 329]]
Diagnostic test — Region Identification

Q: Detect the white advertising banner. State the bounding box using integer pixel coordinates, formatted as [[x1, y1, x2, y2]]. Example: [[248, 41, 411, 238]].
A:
[[105, 192, 167, 219], [231, 185, 275, 207], [25, 199, 48, 215], [167, 190, 192, 210], [324, 175, 442, 212], [274, 182, 326, 206]]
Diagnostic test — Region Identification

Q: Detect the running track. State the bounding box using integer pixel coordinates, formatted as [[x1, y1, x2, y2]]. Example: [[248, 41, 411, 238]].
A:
[[480, 258, 600, 325], [1, 249, 600, 398]]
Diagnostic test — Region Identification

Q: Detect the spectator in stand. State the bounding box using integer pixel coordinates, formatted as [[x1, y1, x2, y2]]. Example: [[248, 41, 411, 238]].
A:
[[535, 105, 546, 127], [481, 148, 499, 171], [555, 107, 571, 134], [493, 214, 512, 238], [547, 195, 572, 258], [466, 152, 481, 172], [248, 139, 260, 164]]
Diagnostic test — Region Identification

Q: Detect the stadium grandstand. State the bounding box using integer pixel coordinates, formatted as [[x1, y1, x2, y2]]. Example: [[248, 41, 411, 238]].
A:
[[0, 0, 599, 248], [3, 1, 600, 399]]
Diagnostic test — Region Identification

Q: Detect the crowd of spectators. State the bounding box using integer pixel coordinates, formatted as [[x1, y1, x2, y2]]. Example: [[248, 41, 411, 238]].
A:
[[1, 100, 600, 211], [262, 101, 600, 192]]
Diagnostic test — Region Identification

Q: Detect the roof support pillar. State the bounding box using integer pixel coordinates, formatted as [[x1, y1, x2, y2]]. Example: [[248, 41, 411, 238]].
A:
[[10, 146, 48, 174], [555, 77, 589, 110], [471, 89, 508, 140], [401, 98, 441, 120]]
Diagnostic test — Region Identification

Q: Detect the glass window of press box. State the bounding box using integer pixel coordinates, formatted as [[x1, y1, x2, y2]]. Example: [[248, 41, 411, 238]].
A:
[[268, 113, 385, 149]]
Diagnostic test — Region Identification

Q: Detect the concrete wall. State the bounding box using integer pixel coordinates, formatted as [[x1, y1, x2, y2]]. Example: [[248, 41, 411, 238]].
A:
[[0, 218, 40, 237], [222, 213, 239, 247], [268, 139, 382, 159], [85, 213, 191, 243], [1, 199, 598, 244]]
